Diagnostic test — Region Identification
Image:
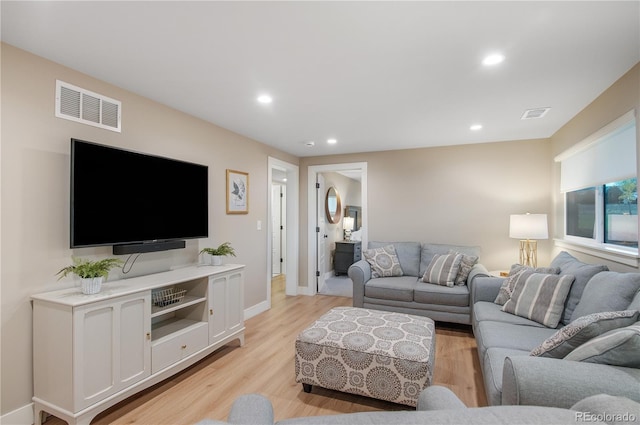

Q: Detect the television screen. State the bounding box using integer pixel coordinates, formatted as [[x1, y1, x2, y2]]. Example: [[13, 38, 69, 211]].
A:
[[70, 139, 208, 251]]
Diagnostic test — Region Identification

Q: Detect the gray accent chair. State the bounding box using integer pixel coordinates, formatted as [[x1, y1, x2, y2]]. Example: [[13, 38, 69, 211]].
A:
[[196, 386, 639, 424], [348, 241, 485, 324]]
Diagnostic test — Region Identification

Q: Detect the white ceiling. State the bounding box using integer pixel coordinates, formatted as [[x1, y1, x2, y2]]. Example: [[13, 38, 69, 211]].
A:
[[2, 1, 639, 157]]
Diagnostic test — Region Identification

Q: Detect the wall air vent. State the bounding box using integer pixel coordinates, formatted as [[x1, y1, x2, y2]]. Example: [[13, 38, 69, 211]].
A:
[[55, 80, 121, 132], [521, 107, 551, 120]]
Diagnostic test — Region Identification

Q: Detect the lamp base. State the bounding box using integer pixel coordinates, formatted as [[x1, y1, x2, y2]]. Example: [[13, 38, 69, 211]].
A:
[[519, 239, 538, 267]]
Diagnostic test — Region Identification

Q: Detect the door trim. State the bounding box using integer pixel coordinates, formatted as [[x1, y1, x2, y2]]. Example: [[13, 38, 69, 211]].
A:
[[306, 162, 368, 295], [268, 157, 299, 301]]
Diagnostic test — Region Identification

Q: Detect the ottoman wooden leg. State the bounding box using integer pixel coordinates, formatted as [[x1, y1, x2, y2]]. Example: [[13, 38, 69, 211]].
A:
[[302, 383, 312, 393]]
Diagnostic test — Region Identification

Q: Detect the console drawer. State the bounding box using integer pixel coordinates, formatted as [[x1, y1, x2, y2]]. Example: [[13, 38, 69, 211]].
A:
[[151, 321, 208, 373]]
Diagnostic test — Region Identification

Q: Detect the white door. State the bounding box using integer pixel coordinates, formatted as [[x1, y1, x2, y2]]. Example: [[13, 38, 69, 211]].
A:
[[317, 174, 327, 293], [271, 184, 282, 275]]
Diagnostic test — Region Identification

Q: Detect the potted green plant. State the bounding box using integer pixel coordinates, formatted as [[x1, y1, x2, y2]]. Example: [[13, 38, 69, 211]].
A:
[[200, 242, 236, 266], [57, 257, 123, 294]]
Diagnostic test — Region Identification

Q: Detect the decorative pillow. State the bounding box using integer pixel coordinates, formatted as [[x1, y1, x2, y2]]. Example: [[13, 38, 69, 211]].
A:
[[509, 264, 560, 276], [422, 253, 463, 287], [564, 321, 640, 367], [502, 272, 575, 328], [550, 251, 608, 325], [448, 249, 478, 286], [571, 272, 640, 321], [530, 310, 640, 358], [494, 270, 525, 306], [363, 244, 403, 278], [494, 266, 560, 305]]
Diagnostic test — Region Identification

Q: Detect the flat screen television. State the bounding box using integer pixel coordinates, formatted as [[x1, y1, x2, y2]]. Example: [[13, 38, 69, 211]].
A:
[[70, 139, 209, 254]]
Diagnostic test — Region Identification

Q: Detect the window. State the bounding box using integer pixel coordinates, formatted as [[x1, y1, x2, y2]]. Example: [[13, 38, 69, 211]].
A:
[[565, 179, 637, 249], [556, 110, 638, 256]]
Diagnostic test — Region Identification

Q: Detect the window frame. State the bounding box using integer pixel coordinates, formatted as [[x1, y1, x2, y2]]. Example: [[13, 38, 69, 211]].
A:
[[557, 110, 639, 266]]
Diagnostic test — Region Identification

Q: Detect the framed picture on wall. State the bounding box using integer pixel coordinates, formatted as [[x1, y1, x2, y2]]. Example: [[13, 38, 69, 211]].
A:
[[226, 169, 249, 214]]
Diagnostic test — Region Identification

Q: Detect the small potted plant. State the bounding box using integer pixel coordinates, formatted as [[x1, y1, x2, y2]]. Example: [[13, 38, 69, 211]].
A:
[[200, 242, 236, 266], [57, 257, 123, 294]]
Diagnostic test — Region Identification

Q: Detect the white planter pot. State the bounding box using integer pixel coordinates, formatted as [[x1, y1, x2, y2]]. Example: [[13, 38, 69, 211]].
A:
[[81, 277, 103, 295], [210, 255, 223, 266]]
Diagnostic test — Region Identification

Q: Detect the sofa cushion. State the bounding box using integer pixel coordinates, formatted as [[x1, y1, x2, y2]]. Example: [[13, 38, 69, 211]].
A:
[[473, 301, 547, 327], [449, 250, 479, 286], [419, 243, 480, 277], [571, 272, 640, 320], [369, 241, 421, 277], [364, 276, 418, 302], [414, 283, 469, 307], [564, 321, 640, 367], [475, 321, 557, 358], [363, 245, 404, 278], [550, 251, 608, 325], [422, 253, 463, 287], [502, 272, 575, 328], [530, 310, 640, 358]]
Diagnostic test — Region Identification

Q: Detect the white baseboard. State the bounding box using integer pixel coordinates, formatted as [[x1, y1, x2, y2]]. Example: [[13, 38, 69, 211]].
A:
[[2, 402, 33, 425], [244, 300, 269, 320]]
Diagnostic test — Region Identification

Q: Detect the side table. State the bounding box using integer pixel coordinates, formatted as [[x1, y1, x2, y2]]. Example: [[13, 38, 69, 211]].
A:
[[334, 241, 362, 275]]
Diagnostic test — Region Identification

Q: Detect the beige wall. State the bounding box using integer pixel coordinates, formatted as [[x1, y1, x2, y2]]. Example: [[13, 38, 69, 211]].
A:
[[550, 63, 640, 272], [299, 138, 554, 285], [0, 44, 298, 416]]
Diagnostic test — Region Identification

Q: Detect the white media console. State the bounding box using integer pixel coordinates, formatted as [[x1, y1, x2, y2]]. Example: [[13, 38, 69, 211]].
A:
[[31, 264, 245, 425]]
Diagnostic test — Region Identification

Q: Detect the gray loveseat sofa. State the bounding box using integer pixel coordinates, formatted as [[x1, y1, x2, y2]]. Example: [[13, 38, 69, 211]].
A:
[[348, 241, 483, 324], [197, 386, 639, 425], [470, 251, 640, 407]]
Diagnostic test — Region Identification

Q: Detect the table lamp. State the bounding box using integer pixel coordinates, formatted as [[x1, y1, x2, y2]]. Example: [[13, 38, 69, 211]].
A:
[[509, 213, 548, 267], [343, 216, 355, 241]]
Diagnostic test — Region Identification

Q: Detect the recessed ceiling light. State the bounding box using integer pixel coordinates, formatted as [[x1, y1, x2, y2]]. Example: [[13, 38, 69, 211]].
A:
[[470, 124, 483, 131], [327, 138, 337, 145], [482, 53, 505, 66], [257, 94, 273, 104]]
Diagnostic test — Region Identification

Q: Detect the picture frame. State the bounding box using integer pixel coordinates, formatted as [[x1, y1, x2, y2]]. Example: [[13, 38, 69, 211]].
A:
[[226, 169, 249, 214]]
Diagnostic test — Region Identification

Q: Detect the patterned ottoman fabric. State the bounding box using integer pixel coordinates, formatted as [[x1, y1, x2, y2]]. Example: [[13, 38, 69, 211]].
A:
[[295, 306, 436, 406]]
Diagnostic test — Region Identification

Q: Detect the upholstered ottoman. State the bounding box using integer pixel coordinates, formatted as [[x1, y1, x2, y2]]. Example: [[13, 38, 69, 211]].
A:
[[295, 306, 436, 406]]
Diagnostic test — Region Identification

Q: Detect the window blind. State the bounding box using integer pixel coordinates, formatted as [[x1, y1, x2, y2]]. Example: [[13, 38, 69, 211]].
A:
[[555, 110, 637, 193]]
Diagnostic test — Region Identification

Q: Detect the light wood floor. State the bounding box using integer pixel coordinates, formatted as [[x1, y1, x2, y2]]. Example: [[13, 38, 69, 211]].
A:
[[46, 275, 486, 424]]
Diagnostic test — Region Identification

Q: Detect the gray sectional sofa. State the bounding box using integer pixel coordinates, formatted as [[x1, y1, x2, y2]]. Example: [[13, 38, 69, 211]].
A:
[[197, 386, 639, 425], [348, 241, 483, 324], [471, 251, 640, 407]]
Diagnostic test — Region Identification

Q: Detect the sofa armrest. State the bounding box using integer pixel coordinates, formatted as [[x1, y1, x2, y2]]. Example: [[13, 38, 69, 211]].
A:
[[469, 270, 505, 304], [227, 394, 275, 425], [348, 259, 371, 308], [417, 386, 467, 411], [502, 356, 640, 409]]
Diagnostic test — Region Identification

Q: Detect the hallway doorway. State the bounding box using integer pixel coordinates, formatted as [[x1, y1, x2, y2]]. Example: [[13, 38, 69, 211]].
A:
[[307, 162, 368, 296]]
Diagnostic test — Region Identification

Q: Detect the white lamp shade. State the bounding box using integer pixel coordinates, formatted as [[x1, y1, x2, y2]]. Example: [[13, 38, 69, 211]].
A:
[[510, 213, 548, 240], [343, 216, 355, 231]]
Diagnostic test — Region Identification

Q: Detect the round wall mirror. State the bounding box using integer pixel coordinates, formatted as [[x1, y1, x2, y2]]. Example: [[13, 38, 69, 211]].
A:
[[325, 186, 342, 224]]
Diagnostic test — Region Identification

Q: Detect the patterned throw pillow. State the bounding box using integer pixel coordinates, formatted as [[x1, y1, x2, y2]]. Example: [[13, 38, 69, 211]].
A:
[[530, 310, 640, 358], [448, 249, 478, 286], [502, 272, 575, 328], [494, 265, 560, 305], [422, 253, 463, 288], [564, 321, 640, 367], [363, 244, 403, 278]]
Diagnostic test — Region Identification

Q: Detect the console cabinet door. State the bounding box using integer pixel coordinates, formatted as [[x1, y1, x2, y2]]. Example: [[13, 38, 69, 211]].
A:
[[208, 269, 244, 344], [72, 292, 151, 410], [226, 270, 244, 334]]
